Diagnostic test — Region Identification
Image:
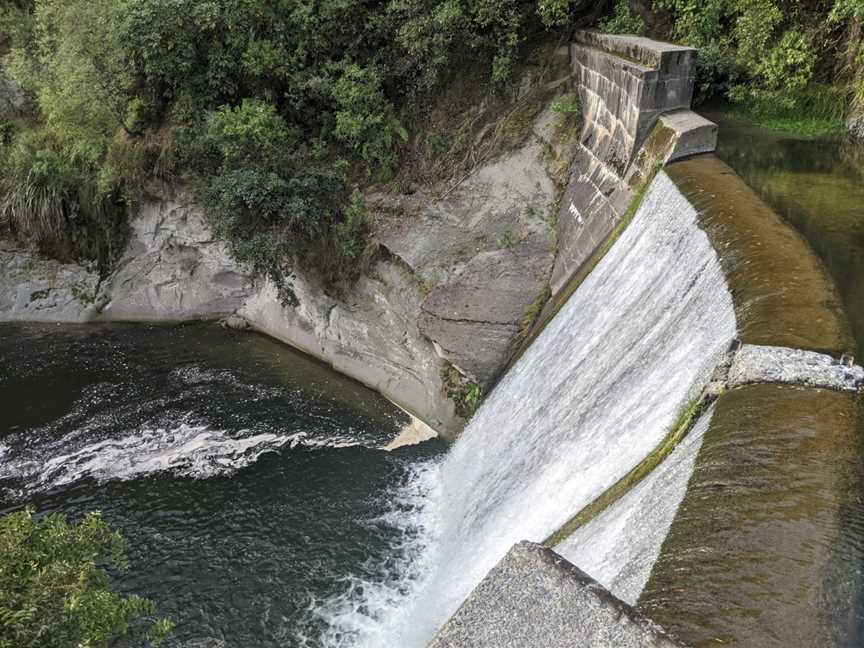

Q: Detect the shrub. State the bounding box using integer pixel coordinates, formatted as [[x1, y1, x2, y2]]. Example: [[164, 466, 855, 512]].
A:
[[600, 0, 646, 35], [0, 507, 172, 648], [332, 64, 408, 174], [207, 99, 296, 166], [652, 0, 845, 115], [203, 165, 355, 301]]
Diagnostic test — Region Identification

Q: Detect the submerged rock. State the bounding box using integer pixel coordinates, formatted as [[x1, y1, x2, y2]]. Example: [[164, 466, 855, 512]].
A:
[[220, 314, 250, 331]]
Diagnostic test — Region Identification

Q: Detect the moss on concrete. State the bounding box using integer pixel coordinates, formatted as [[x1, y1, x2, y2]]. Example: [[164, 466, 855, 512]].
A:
[[543, 394, 708, 547]]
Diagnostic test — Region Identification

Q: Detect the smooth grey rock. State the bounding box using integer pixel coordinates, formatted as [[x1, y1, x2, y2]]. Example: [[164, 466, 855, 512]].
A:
[[374, 102, 558, 386], [98, 185, 253, 321], [418, 241, 551, 386], [428, 541, 686, 648], [728, 344, 864, 392], [0, 240, 100, 323], [238, 263, 462, 436]]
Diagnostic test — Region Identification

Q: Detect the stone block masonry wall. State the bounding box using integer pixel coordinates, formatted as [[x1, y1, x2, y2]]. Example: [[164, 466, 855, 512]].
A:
[[551, 31, 711, 294]]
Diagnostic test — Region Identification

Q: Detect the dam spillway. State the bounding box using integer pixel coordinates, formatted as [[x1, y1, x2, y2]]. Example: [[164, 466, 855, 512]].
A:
[[326, 169, 738, 646], [360, 34, 864, 646]]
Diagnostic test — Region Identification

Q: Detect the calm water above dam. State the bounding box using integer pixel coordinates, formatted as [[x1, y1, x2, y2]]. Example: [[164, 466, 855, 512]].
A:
[[0, 323, 445, 647], [635, 113, 864, 647], [708, 111, 864, 356]]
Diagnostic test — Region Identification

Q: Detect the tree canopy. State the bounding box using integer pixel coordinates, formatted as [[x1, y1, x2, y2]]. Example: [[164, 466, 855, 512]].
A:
[[0, 0, 862, 283], [0, 507, 172, 648]]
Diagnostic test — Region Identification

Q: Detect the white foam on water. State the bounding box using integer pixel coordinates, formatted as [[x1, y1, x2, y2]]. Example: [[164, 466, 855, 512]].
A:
[[0, 423, 368, 494], [317, 171, 738, 647], [298, 459, 444, 648]]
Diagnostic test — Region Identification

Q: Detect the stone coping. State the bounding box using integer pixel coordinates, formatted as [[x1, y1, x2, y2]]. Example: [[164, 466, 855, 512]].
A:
[[574, 30, 696, 72]]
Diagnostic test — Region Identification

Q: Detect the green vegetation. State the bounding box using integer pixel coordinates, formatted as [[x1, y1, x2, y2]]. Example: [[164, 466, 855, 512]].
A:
[[441, 363, 483, 418], [520, 282, 553, 340], [727, 109, 846, 138], [544, 394, 705, 547], [0, 0, 593, 284], [551, 92, 581, 117], [652, 0, 864, 133], [599, 0, 646, 35], [2, 0, 864, 282], [0, 507, 171, 648]]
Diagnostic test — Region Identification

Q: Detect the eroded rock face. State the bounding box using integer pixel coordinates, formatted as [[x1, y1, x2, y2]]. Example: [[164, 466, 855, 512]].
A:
[[238, 263, 459, 433], [375, 102, 563, 387], [99, 185, 253, 321], [0, 240, 101, 322]]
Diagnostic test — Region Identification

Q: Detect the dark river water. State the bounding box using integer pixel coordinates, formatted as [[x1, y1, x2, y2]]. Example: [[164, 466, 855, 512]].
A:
[[0, 322, 444, 647]]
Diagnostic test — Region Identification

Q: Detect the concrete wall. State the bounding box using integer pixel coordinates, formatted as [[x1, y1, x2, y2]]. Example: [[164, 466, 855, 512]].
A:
[[551, 31, 717, 293]]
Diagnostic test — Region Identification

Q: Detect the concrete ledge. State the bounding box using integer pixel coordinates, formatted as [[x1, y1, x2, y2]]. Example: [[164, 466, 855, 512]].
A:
[[729, 344, 864, 392], [659, 110, 718, 162], [428, 542, 686, 648], [574, 31, 696, 76]]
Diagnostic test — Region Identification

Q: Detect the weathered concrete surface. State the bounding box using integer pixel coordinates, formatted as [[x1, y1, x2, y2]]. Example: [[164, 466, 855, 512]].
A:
[[551, 31, 703, 294], [429, 541, 685, 648], [728, 344, 864, 392], [0, 240, 101, 322], [656, 110, 718, 163], [99, 185, 253, 321]]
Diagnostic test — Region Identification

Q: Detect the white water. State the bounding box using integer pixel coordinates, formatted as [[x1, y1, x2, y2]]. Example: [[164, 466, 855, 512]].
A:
[[322, 171, 738, 646], [555, 405, 715, 604], [0, 422, 370, 495]]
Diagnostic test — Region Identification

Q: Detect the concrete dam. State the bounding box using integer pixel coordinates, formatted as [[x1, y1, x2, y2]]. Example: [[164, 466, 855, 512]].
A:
[[2, 30, 863, 648], [338, 33, 864, 647]]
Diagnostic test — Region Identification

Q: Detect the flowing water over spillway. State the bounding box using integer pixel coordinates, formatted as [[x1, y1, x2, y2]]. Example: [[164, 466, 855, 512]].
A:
[[555, 405, 714, 605], [9, 160, 856, 647], [324, 172, 738, 647]]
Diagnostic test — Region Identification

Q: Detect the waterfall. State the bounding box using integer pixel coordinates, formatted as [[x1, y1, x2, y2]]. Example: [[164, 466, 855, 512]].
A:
[[323, 171, 738, 647], [554, 405, 714, 605]]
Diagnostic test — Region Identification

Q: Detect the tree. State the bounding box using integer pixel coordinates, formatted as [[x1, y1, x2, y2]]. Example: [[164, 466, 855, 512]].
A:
[[0, 507, 172, 648]]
